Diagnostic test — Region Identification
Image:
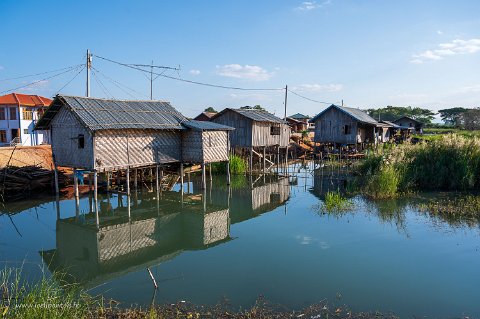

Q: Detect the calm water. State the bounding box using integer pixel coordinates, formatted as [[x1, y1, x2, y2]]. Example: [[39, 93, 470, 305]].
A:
[[1, 163, 479, 318]]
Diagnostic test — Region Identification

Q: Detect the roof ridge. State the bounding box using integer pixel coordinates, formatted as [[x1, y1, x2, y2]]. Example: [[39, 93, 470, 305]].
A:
[[57, 94, 170, 103]]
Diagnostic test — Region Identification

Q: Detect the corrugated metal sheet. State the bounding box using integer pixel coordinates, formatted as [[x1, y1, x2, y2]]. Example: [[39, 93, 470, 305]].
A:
[[212, 108, 286, 124], [310, 104, 378, 125], [182, 120, 234, 131], [35, 95, 187, 131]]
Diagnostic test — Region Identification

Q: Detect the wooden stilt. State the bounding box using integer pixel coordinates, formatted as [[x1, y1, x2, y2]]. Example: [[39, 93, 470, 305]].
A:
[[263, 146, 266, 173], [126, 168, 130, 196], [159, 168, 164, 194], [187, 173, 191, 193], [249, 147, 253, 174], [116, 170, 121, 189], [134, 168, 138, 189], [94, 170, 99, 228], [73, 168, 79, 199], [201, 162, 206, 189], [180, 163, 184, 190], [155, 165, 160, 192], [88, 172, 92, 191], [285, 146, 289, 176], [106, 172, 110, 193], [276, 145, 280, 175], [209, 163, 212, 181], [226, 160, 231, 185]]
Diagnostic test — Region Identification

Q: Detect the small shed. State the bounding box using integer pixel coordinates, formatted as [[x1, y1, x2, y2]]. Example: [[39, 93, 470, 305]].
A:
[[211, 108, 290, 149], [393, 116, 424, 134], [286, 117, 307, 132], [309, 104, 381, 146]]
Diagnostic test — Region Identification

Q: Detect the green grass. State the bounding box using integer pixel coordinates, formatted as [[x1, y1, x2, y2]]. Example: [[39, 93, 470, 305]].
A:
[[211, 154, 247, 175], [321, 191, 354, 213], [0, 267, 100, 318], [418, 195, 480, 226], [355, 134, 480, 196]]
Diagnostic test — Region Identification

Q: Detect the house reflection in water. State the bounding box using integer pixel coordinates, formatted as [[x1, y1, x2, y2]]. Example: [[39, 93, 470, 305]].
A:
[[41, 175, 290, 288], [310, 168, 352, 200]]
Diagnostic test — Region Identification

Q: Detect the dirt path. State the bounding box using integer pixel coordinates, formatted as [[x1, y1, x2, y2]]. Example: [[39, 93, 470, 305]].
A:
[[0, 145, 54, 169]]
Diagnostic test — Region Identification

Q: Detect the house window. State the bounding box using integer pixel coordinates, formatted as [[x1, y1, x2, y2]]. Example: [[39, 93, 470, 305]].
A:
[[0, 130, 6, 143], [344, 125, 351, 135], [9, 108, 17, 120], [22, 108, 33, 120], [23, 129, 29, 134], [270, 125, 280, 135], [0, 108, 5, 120], [78, 134, 85, 149], [208, 135, 213, 147]]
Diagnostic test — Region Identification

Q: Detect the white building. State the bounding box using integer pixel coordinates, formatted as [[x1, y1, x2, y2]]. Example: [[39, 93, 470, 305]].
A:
[[0, 93, 52, 146]]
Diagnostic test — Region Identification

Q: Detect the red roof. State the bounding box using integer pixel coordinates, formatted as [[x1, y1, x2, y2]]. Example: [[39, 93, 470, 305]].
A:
[[0, 93, 52, 107]]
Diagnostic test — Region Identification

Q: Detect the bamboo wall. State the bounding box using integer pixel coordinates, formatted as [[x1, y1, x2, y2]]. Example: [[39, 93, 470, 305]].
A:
[[50, 107, 94, 169], [182, 130, 229, 163], [313, 107, 359, 144], [94, 129, 182, 171]]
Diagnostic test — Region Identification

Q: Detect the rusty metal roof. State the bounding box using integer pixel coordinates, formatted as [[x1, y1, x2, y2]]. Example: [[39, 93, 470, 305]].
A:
[[212, 108, 286, 124], [35, 95, 187, 131], [309, 104, 378, 125]]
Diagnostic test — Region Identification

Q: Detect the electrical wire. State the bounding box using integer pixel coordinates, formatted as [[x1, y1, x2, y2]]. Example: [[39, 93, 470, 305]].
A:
[[91, 66, 150, 99], [0, 64, 83, 82], [287, 89, 338, 105], [93, 54, 284, 91], [55, 65, 86, 94], [0, 66, 84, 94], [91, 68, 114, 98]]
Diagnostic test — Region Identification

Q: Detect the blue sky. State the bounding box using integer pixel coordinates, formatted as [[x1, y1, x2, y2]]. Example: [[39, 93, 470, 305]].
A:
[[1, 0, 480, 118]]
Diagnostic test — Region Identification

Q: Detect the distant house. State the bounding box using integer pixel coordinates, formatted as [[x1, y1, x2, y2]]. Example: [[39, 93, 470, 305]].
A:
[[210, 108, 290, 150], [34, 95, 233, 172], [286, 117, 307, 132], [193, 111, 216, 121], [309, 104, 388, 146], [0, 93, 52, 146], [393, 116, 424, 134], [289, 113, 311, 130]]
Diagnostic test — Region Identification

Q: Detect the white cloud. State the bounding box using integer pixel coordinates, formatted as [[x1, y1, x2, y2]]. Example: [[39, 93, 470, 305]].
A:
[[437, 30, 443, 35], [189, 69, 200, 75], [295, 0, 331, 11], [411, 38, 480, 63], [292, 83, 343, 92], [22, 80, 49, 91], [455, 84, 480, 94], [216, 64, 273, 81]]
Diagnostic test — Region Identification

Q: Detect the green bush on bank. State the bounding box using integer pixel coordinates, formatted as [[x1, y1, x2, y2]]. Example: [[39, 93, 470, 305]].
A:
[[211, 154, 247, 175], [356, 134, 480, 197]]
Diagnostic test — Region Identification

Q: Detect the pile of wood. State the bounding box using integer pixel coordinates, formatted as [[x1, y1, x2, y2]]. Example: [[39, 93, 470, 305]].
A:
[[0, 165, 67, 201]]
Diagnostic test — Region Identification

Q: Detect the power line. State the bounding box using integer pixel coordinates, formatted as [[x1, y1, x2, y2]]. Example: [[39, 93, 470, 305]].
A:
[[91, 66, 150, 99], [0, 66, 84, 95], [93, 54, 284, 92], [287, 89, 338, 105], [91, 68, 114, 98], [0, 64, 83, 82], [55, 65, 86, 94]]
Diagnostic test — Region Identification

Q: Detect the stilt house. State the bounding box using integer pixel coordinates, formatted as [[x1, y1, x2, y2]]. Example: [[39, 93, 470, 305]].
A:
[[210, 108, 290, 150], [309, 104, 387, 146], [34, 95, 233, 172], [393, 116, 424, 134]]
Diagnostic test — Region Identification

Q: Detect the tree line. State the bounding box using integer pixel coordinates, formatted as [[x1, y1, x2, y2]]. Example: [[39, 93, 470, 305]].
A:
[[366, 106, 480, 130]]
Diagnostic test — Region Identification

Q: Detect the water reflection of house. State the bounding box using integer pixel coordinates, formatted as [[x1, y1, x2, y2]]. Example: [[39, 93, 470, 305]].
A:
[[41, 176, 290, 287], [41, 192, 230, 287], [310, 170, 352, 199]]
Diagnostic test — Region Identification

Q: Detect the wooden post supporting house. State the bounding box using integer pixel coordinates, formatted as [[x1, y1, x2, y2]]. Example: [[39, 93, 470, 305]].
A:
[[180, 163, 184, 190], [126, 168, 130, 196], [155, 165, 160, 193], [73, 168, 79, 199], [209, 163, 212, 181], [285, 146, 289, 176], [263, 146, 266, 173], [94, 170, 99, 228], [226, 131, 231, 185], [249, 147, 253, 174], [134, 168, 138, 189], [187, 173, 191, 192], [201, 162, 206, 189], [159, 168, 164, 194], [276, 145, 280, 175]]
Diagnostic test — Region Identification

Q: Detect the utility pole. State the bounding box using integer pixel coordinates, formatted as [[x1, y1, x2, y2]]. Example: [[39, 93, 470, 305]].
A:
[[341, 99, 344, 107], [284, 85, 288, 120], [86, 49, 92, 97], [131, 62, 180, 100]]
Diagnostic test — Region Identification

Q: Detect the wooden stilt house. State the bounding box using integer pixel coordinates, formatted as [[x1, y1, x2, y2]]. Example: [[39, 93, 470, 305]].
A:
[[34, 95, 233, 172]]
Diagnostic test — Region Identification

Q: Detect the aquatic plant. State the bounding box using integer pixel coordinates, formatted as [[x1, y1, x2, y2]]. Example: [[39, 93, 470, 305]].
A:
[[321, 191, 354, 213], [211, 154, 247, 175], [418, 195, 480, 227], [364, 166, 400, 199]]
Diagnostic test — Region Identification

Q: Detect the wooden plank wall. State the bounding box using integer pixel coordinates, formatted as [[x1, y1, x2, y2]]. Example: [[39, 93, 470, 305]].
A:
[[211, 110, 252, 147], [94, 129, 182, 171], [182, 130, 203, 163], [50, 107, 94, 169], [202, 131, 229, 163], [313, 108, 358, 144], [251, 122, 290, 147]]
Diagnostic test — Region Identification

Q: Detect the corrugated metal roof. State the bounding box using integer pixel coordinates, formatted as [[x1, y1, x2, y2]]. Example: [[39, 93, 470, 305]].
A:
[[213, 108, 286, 124], [35, 95, 187, 131], [289, 113, 310, 119], [181, 120, 235, 131], [309, 104, 378, 125]]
